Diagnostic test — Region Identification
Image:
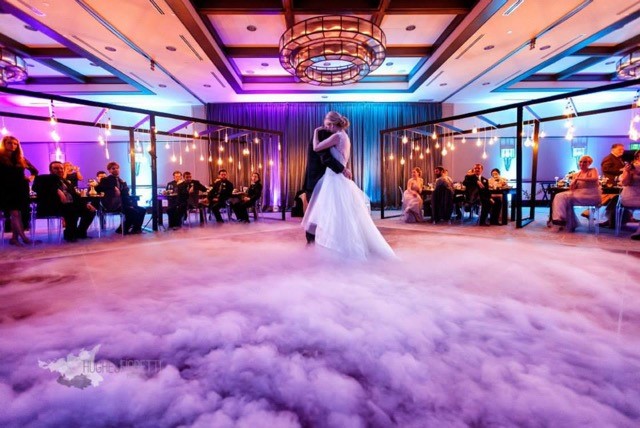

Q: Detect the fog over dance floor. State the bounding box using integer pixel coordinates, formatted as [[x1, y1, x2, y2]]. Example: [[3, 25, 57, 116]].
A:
[[1, 219, 639, 427]]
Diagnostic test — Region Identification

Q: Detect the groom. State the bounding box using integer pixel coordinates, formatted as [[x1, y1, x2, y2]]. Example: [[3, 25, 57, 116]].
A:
[[303, 127, 352, 244]]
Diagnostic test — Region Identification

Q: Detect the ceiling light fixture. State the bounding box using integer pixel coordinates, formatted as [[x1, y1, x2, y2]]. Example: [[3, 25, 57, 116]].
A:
[[617, 48, 640, 80], [0, 47, 28, 87], [247, 25, 257, 32], [405, 25, 416, 31], [503, 0, 525, 16], [279, 15, 386, 86]]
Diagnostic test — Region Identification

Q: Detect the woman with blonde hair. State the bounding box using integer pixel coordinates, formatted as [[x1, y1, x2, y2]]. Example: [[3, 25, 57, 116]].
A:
[[551, 155, 601, 232], [402, 167, 424, 223], [0, 135, 38, 245], [302, 111, 395, 259]]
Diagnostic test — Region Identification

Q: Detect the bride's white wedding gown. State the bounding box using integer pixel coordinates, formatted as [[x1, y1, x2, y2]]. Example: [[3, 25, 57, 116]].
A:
[[301, 130, 396, 260]]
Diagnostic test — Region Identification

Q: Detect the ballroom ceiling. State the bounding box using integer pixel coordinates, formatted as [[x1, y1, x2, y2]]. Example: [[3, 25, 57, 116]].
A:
[[0, 0, 639, 107]]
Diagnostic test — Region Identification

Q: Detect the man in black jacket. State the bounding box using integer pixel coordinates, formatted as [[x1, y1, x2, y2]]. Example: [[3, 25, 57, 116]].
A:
[[599, 143, 630, 227], [32, 161, 96, 242], [303, 128, 352, 243], [96, 161, 146, 234], [177, 171, 208, 226], [208, 169, 233, 223], [463, 163, 501, 226]]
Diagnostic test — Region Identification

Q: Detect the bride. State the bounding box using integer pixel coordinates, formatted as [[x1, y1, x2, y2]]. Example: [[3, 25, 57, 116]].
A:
[[301, 111, 395, 260]]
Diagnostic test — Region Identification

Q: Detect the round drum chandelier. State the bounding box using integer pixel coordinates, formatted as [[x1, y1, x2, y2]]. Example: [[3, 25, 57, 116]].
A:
[[279, 15, 386, 86], [616, 48, 640, 80], [0, 47, 28, 87]]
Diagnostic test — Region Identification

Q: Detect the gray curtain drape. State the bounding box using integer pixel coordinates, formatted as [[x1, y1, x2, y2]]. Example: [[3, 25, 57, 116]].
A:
[[207, 102, 442, 208]]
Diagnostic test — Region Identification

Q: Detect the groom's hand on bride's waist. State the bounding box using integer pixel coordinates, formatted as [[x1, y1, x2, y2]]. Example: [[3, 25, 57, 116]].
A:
[[343, 168, 353, 180]]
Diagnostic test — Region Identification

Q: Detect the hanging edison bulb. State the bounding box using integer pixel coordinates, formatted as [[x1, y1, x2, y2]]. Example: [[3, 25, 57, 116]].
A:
[[481, 151, 487, 160], [539, 130, 546, 138], [200, 154, 205, 161], [472, 127, 477, 134], [426, 147, 430, 154], [208, 155, 213, 162], [185, 145, 190, 153], [228, 155, 233, 163], [451, 143, 456, 151], [171, 154, 177, 162], [400, 157, 406, 165], [165, 142, 170, 149], [105, 148, 110, 159], [432, 129, 438, 140], [217, 158, 222, 166], [419, 152, 424, 160], [192, 141, 197, 149], [461, 136, 466, 144], [98, 135, 105, 146], [389, 153, 395, 161], [402, 135, 408, 144], [193, 130, 199, 138], [243, 148, 250, 156], [238, 163, 241, 170], [476, 138, 482, 147], [258, 163, 263, 169], [224, 132, 228, 143], [254, 136, 260, 144], [219, 145, 224, 152], [434, 142, 440, 149], [269, 159, 274, 166], [179, 154, 183, 165]]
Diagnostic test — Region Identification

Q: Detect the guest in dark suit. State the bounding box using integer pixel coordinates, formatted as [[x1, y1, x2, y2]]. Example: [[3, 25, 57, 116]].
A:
[[176, 171, 208, 226], [599, 143, 629, 227], [463, 163, 501, 226], [165, 170, 182, 228], [96, 161, 146, 234], [208, 169, 233, 223], [232, 172, 263, 223], [302, 128, 352, 243], [432, 166, 455, 223], [32, 161, 96, 242]]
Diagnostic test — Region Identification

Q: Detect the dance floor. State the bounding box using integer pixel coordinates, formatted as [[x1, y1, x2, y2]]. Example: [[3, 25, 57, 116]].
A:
[[1, 212, 639, 427]]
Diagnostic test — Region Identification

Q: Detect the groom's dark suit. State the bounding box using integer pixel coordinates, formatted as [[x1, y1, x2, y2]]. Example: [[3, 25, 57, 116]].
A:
[[303, 129, 345, 243], [304, 129, 345, 200]]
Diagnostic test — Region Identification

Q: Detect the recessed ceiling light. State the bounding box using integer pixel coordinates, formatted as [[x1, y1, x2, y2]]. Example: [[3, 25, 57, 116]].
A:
[[439, 83, 447, 86], [203, 84, 211, 88], [323, 62, 331, 66], [105, 46, 116, 52], [405, 25, 416, 31], [158, 84, 167, 88], [166, 46, 177, 51], [539, 45, 551, 50], [482, 82, 491, 85], [26, 63, 35, 68], [484, 45, 495, 50], [321, 95, 328, 99], [89, 62, 99, 67], [398, 69, 406, 73], [261, 62, 269, 67], [507, 30, 513, 34], [246, 70, 255, 74], [605, 60, 615, 65], [386, 62, 394, 66], [24, 24, 37, 31], [246, 25, 257, 32]]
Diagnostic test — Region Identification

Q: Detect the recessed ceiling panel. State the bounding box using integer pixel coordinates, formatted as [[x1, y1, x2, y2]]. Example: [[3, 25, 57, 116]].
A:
[[535, 56, 586, 74], [382, 15, 456, 45], [232, 58, 289, 76], [207, 14, 285, 46], [369, 57, 422, 76], [25, 60, 66, 77], [591, 15, 640, 45], [0, 14, 63, 46], [576, 57, 621, 74], [55, 58, 112, 76]]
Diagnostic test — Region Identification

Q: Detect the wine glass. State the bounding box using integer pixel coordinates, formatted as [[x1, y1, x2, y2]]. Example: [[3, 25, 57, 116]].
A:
[[554, 176, 559, 186]]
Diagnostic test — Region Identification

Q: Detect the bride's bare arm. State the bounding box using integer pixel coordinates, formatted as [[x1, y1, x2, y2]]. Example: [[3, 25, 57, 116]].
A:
[[313, 128, 340, 151]]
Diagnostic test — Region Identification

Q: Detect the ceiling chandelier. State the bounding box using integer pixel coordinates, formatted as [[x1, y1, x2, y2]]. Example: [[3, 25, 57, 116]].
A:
[[0, 47, 28, 87], [616, 48, 639, 80], [279, 15, 386, 86]]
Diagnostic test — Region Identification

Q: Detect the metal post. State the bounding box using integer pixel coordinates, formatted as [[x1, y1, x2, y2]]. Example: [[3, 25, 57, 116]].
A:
[[128, 129, 136, 196], [279, 135, 286, 221], [149, 115, 158, 231], [530, 120, 540, 221], [516, 106, 524, 228], [380, 130, 385, 219]]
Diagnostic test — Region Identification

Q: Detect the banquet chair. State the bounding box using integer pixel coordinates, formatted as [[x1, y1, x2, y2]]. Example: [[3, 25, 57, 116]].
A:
[[100, 211, 126, 236], [251, 198, 262, 221], [573, 203, 601, 234], [186, 206, 207, 227], [615, 198, 640, 236]]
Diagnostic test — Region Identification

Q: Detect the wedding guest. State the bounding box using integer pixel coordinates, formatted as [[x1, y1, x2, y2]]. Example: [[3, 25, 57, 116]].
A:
[[165, 170, 182, 229], [63, 161, 83, 189], [176, 171, 208, 226], [96, 161, 146, 234], [0, 135, 38, 246], [619, 151, 640, 240], [463, 163, 501, 226], [432, 166, 454, 223], [488, 168, 508, 189], [32, 161, 96, 242], [598, 143, 630, 228], [551, 155, 601, 232], [402, 167, 424, 223], [231, 172, 263, 223], [208, 169, 233, 223]]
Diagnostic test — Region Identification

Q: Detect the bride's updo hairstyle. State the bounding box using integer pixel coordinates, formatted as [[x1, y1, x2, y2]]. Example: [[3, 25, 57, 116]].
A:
[[326, 111, 350, 130]]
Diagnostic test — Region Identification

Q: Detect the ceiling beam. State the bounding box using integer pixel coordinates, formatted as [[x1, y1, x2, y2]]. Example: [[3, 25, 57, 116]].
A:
[[558, 34, 640, 80], [571, 46, 613, 56], [371, 0, 391, 26], [132, 115, 150, 129], [93, 108, 108, 125], [36, 59, 87, 83], [281, 0, 294, 28], [28, 47, 81, 59], [225, 46, 433, 58]]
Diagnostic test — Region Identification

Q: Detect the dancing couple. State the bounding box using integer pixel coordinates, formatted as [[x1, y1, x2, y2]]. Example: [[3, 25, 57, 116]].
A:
[[301, 111, 395, 260]]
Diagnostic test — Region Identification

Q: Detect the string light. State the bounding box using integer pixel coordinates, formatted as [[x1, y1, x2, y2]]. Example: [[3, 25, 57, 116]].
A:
[[476, 138, 482, 147], [482, 151, 487, 160], [441, 148, 448, 157], [1, 117, 8, 136], [431, 126, 438, 140], [629, 90, 640, 141], [472, 126, 477, 134], [564, 98, 577, 141], [389, 153, 395, 161], [400, 157, 405, 165], [402, 134, 408, 144], [461, 136, 466, 144]]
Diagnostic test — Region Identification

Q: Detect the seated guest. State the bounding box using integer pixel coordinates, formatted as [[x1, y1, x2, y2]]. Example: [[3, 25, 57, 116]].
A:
[[208, 169, 233, 223], [620, 151, 640, 240], [176, 171, 208, 227], [96, 161, 146, 234], [165, 170, 182, 229], [32, 161, 96, 242], [463, 163, 501, 226], [488, 168, 508, 189], [402, 167, 424, 223], [63, 161, 83, 189], [599, 143, 630, 228], [232, 172, 263, 223], [432, 166, 454, 223], [551, 155, 601, 232]]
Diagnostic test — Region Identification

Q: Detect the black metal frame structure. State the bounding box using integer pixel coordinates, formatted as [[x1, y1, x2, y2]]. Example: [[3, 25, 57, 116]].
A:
[[0, 86, 285, 229], [380, 77, 640, 227]]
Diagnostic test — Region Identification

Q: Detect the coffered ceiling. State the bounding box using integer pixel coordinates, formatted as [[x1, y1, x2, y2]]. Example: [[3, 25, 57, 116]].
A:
[[0, 0, 639, 107]]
